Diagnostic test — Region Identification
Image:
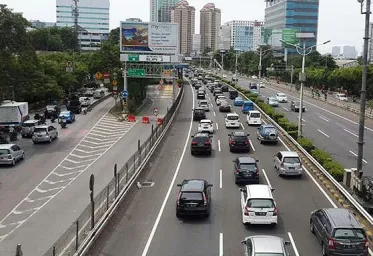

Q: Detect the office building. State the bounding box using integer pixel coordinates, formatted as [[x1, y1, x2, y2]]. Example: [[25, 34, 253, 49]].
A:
[[218, 25, 231, 50], [331, 46, 341, 57], [192, 34, 201, 55], [56, 0, 109, 51], [126, 18, 142, 22], [200, 3, 221, 52], [343, 46, 357, 59], [171, 1, 195, 55], [225, 20, 264, 52], [264, 0, 319, 50], [150, 0, 181, 22]]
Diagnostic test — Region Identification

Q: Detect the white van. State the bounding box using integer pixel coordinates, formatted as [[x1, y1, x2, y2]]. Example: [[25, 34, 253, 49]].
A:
[[247, 110, 262, 125]]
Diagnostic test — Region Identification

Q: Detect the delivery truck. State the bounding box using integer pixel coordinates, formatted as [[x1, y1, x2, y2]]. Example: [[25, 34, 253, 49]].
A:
[[0, 101, 29, 126]]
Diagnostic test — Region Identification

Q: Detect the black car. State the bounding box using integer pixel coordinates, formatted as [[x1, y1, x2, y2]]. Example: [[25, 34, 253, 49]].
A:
[[290, 101, 305, 112], [228, 131, 250, 152], [193, 107, 206, 121], [191, 132, 212, 155], [229, 90, 239, 99], [219, 102, 231, 112], [213, 88, 222, 96], [45, 104, 60, 119], [221, 84, 229, 92], [233, 156, 260, 184], [310, 208, 369, 256], [194, 83, 202, 90], [176, 179, 213, 218], [197, 90, 205, 99]]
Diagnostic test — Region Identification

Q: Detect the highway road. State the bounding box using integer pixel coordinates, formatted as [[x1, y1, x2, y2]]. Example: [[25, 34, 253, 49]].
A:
[[0, 85, 175, 255], [224, 74, 373, 176], [88, 81, 342, 256]]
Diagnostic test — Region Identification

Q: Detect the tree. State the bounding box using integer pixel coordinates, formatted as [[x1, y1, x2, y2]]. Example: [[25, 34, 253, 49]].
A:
[[367, 99, 373, 114], [29, 27, 78, 51], [108, 27, 120, 45]]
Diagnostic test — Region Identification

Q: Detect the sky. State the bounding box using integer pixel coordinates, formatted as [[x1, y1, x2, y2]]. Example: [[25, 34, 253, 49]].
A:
[[1, 0, 367, 55]]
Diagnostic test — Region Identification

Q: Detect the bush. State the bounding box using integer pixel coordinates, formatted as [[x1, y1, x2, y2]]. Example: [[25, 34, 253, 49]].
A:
[[297, 137, 314, 153], [278, 117, 289, 130], [286, 123, 298, 132], [272, 112, 284, 122], [311, 149, 332, 165], [322, 161, 344, 181], [288, 130, 298, 140]]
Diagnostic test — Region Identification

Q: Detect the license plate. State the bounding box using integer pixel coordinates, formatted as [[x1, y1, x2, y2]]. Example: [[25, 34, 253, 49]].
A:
[[188, 204, 196, 208], [255, 212, 266, 216], [198, 143, 204, 146], [288, 167, 295, 169]]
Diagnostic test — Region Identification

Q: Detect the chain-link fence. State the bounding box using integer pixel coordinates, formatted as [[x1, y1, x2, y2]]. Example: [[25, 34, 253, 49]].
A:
[[42, 86, 184, 256]]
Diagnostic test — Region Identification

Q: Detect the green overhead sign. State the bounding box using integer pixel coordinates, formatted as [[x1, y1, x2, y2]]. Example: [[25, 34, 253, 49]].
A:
[[127, 69, 145, 77], [282, 28, 301, 45], [128, 55, 139, 62]]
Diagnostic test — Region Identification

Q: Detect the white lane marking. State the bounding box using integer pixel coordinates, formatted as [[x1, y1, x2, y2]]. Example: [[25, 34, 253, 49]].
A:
[[240, 123, 245, 129], [208, 97, 211, 101], [210, 103, 214, 108], [287, 232, 300, 256], [319, 115, 329, 122], [218, 140, 221, 152], [141, 82, 195, 256], [370, 248, 373, 256], [219, 169, 223, 189], [219, 233, 223, 256], [317, 129, 330, 138], [213, 111, 216, 116], [233, 111, 237, 114], [349, 151, 368, 163], [344, 129, 358, 138], [278, 137, 337, 208], [283, 107, 289, 111], [249, 140, 255, 151], [302, 118, 306, 122], [261, 169, 272, 188], [216, 123, 219, 130]]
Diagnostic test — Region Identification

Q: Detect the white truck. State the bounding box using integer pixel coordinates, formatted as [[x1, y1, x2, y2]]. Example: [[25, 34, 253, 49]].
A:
[[0, 101, 29, 126]]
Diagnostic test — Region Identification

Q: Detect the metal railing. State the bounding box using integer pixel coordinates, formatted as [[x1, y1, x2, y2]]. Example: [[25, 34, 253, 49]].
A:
[[40, 86, 184, 256]]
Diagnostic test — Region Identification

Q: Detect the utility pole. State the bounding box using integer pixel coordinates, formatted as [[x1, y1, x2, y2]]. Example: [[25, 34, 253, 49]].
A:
[[357, 0, 371, 173], [72, 0, 79, 50]]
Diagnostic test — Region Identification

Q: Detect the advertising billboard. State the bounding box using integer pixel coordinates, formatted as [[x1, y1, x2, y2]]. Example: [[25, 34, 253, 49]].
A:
[[120, 21, 178, 54]]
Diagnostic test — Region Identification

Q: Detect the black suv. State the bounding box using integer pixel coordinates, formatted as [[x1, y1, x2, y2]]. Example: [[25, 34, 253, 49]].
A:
[[176, 179, 213, 218], [191, 132, 212, 155], [290, 101, 305, 112], [221, 84, 229, 92], [310, 208, 368, 256], [229, 90, 239, 99], [233, 156, 260, 184], [228, 131, 250, 152], [193, 107, 206, 121]]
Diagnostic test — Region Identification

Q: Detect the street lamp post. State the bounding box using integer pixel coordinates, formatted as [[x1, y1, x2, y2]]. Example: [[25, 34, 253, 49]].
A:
[[257, 45, 277, 94], [220, 50, 226, 78], [234, 49, 240, 85], [280, 36, 330, 137], [357, 0, 371, 173]]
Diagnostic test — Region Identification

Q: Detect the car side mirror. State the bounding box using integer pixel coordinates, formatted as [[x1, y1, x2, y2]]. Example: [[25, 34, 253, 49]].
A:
[[208, 184, 213, 187], [284, 241, 291, 246], [177, 184, 182, 187], [271, 188, 275, 192], [241, 240, 247, 245], [239, 188, 246, 192]]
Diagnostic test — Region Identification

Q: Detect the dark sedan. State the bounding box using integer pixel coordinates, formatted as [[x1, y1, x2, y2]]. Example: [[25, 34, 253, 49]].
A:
[[219, 102, 231, 112]]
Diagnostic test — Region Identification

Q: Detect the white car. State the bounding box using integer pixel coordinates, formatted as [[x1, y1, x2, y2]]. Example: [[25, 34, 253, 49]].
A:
[[199, 100, 210, 112], [222, 74, 227, 78], [275, 93, 288, 103], [225, 113, 240, 128], [247, 110, 262, 125], [198, 119, 214, 133], [79, 97, 91, 107], [216, 95, 226, 106], [259, 82, 265, 88], [335, 93, 348, 102]]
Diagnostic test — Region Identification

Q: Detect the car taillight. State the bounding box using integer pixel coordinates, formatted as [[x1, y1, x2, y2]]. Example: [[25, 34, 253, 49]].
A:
[[230, 140, 236, 145], [244, 206, 254, 216], [177, 192, 181, 206], [244, 141, 249, 145], [364, 238, 369, 248], [191, 141, 198, 145], [272, 207, 278, 216], [202, 193, 207, 206], [328, 238, 335, 249], [236, 168, 240, 174], [204, 140, 211, 145]]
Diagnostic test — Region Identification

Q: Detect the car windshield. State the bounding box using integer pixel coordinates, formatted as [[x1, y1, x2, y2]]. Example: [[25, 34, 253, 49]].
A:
[[199, 102, 208, 106], [60, 111, 70, 116], [180, 192, 203, 201], [34, 128, 47, 133], [46, 105, 56, 110], [0, 149, 10, 155], [233, 136, 247, 141], [251, 85, 258, 90], [227, 115, 239, 120], [254, 253, 284, 256], [235, 97, 243, 101], [334, 228, 366, 240], [264, 128, 277, 134], [195, 109, 204, 114], [239, 163, 257, 171], [221, 102, 229, 106], [278, 93, 286, 97], [193, 136, 208, 142], [247, 199, 275, 208], [283, 157, 300, 164], [250, 113, 260, 118], [200, 120, 211, 125], [22, 122, 36, 127]]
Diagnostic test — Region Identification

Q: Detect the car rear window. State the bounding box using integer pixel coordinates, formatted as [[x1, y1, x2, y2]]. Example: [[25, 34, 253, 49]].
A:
[[193, 136, 207, 142], [227, 115, 239, 120], [293, 102, 300, 106], [239, 163, 257, 171], [22, 123, 36, 127], [264, 128, 277, 134], [0, 149, 10, 155], [333, 228, 366, 240], [180, 192, 203, 201], [250, 113, 260, 118], [34, 128, 47, 133], [195, 109, 204, 114], [283, 157, 300, 164], [247, 199, 274, 208], [233, 136, 248, 141]]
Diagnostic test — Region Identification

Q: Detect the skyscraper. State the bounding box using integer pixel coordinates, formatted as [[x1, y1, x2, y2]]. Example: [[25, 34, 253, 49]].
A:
[[171, 1, 195, 55], [264, 0, 319, 50], [192, 34, 201, 55], [200, 3, 221, 52], [150, 0, 182, 22], [343, 46, 357, 59], [56, 0, 110, 51], [331, 46, 341, 57], [225, 20, 264, 52]]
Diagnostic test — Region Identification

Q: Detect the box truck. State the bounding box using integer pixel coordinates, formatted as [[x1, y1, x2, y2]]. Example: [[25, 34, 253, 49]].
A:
[[0, 101, 29, 126]]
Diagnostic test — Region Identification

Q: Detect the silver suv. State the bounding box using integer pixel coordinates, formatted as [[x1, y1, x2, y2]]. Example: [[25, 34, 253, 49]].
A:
[[32, 125, 58, 144], [274, 151, 303, 177], [241, 235, 292, 255], [21, 120, 43, 138]]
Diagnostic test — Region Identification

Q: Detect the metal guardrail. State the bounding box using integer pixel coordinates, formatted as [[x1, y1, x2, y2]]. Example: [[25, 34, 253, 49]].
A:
[[86, 93, 112, 112], [40, 86, 183, 256]]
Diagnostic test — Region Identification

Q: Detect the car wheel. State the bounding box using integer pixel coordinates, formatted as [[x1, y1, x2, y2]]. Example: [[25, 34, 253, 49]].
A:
[[259, 139, 263, 144], [204, 213, 209, 218], [21, 153, 24, 160], [191, 150, 194, 155], [176, 213, 181, 219], [310, 220, 315, 234], [22, 135, 25, 138], [207, 151, 211, 156], [33, 140, 37, 144]]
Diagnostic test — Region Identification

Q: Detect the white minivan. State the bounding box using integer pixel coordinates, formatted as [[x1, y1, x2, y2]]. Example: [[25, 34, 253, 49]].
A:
[[247, 110, 262, 125]]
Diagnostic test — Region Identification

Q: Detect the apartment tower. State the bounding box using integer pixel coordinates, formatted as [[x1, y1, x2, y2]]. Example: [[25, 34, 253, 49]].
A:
[[150, 0, 182, 22], [171, 1, 195, 55], [225, 20, 264, 51], [200, 3, 221, 52]]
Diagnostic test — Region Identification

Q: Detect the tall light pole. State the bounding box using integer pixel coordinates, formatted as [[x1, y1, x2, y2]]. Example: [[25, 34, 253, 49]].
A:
[[280, 35, 330, 138], [234, 49, 240, 85], [220, 50, 226, 78], [257, 45, 278, 94], [357, 0, 371, 173]]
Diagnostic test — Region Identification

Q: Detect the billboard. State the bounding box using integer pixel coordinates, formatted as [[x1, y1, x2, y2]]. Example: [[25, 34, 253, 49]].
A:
[[120, 21, 178, 54]]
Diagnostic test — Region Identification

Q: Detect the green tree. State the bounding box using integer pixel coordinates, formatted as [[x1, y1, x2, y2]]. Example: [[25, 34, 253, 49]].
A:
[[108, 27, 120, 45]]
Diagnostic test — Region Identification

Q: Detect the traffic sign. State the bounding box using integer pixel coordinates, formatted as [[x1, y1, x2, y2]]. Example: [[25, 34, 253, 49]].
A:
[[121, 90, 128, 98], [66, 61, 73, 67], [128, 69, 146, 77], [112, 79, 118, 86], [128, 55, 139, 62], [113, 86, 118, 91], [95, 72, 103, 80], [153, 107, 159, 116]]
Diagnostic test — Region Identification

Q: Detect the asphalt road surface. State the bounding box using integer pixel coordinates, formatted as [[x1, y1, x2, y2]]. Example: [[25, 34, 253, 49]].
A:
[[88, 81, 342, 256], [0, 85, 175, 256]]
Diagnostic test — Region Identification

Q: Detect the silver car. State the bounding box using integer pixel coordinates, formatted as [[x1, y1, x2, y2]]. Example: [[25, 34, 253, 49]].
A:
[[32, 125, 58, 144], [242, 235, 291, 256], [199, 100, 210, 112], [274, 151, 303, 177], [21, 120, 43, 138], [0, 144, 24, 166]]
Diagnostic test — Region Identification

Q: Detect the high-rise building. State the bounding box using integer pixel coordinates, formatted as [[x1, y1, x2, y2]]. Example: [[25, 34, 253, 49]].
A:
[[192, 34, 201, 55], [30, 20, 56, 29], [218, 25, 231, 51], [200, 3, 221, 52], [126, 18, 142, 22], [343, 46, 357, 59], [264, 0, 319, 51], [171, 1, 195, 56], [368, 23, 373, 62], [150, 0, 182, 22], [56, 0, 110, 51], [331, 46, 341, 57], [225, 20, 264, 52]]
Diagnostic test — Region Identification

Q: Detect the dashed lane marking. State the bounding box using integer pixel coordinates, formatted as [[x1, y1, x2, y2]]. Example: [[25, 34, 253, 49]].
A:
[[317, 129, 330, 138], [249, 140, 255, 151], [349, 150, 368, 163], [344, 129, 358, 138], [0, 114, 136, 242], [319, 115, 329, 122]]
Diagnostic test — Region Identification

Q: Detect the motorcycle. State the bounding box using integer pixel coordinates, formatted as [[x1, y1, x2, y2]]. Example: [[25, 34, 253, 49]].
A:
[[60, 120, 67, 129], [51, 116, 56, 123]]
